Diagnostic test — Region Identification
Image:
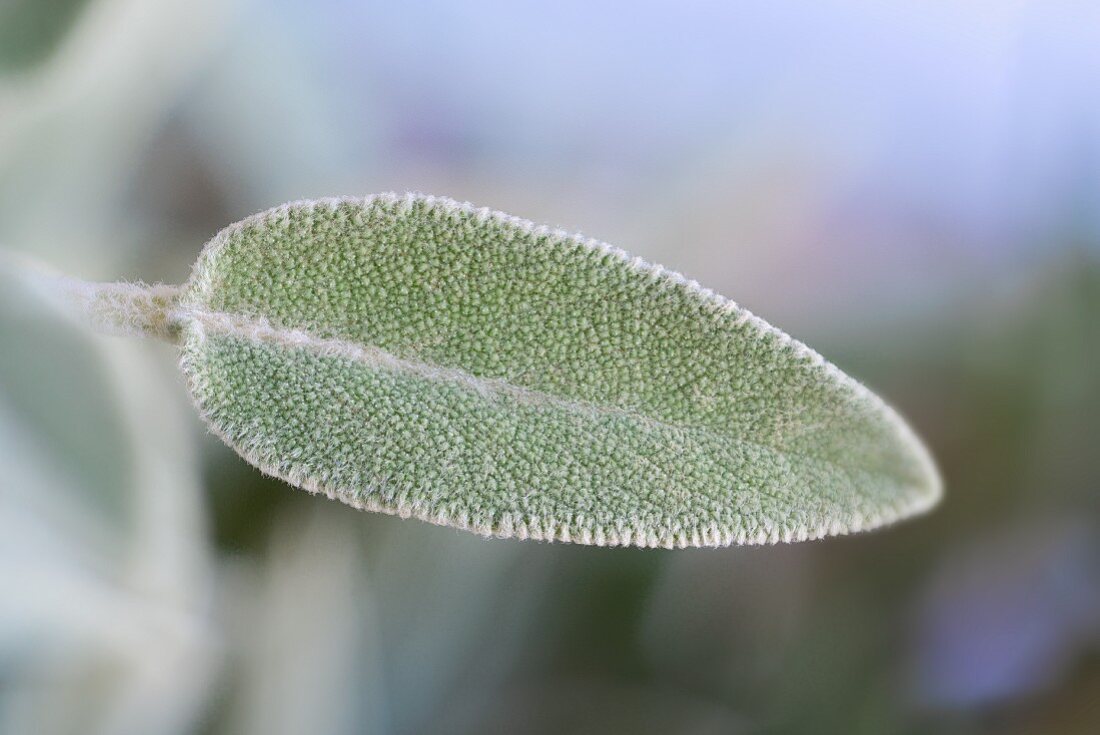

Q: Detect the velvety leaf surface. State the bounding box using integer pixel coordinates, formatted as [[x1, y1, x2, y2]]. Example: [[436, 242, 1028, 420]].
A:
[[176, 193, 940, 547]]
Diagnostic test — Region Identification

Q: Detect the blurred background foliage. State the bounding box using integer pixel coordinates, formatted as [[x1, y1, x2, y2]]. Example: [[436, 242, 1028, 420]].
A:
[[1, 1, 1098, 733]]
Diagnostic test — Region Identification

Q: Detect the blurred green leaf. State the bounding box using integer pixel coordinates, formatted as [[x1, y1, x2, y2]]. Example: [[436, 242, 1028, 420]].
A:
[[0, 263, 131, 536], [0, 0, 90, 72], [0, 255, 216, 735]]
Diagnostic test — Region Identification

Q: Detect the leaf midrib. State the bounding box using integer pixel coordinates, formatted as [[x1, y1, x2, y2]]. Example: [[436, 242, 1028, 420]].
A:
[[181, 306, 896, 499]]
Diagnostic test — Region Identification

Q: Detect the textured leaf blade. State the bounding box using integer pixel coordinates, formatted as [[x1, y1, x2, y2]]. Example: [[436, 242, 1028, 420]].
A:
[[177, 193, 940, 547]]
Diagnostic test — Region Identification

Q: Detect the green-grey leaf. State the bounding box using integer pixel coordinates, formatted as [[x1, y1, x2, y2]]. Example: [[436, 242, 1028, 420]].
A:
[[0, 0, 91, 72], [64, 193, 943, 547]]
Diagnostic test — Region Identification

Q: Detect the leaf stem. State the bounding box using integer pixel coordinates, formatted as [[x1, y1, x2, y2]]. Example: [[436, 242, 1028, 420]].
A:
[[0, 251, 184, 342], [57, 278, 184, 343]]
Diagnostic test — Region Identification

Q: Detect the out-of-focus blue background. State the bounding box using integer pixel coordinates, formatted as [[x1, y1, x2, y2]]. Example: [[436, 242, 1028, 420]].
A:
[[1, 1, 1098, 733]]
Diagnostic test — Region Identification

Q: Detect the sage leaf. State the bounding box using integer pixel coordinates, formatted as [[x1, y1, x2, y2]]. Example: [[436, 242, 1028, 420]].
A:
[[53, 193, 942, 547]]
